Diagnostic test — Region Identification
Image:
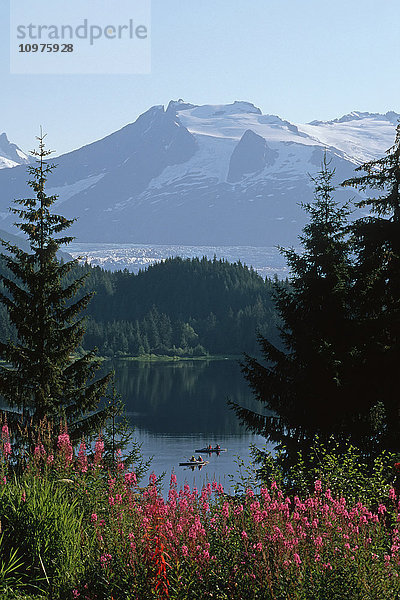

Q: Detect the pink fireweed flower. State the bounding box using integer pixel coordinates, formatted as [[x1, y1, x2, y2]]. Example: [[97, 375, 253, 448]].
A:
[[72, 590, 80, 598], [2, 420, 11, 458], [94, 435, 104, 465], [3, 442, 11, 458], [1, 422, 9, 439], [47, 454, 54, 464], [246, 487, 255, 498], [222, 502, 229, 518], [293, 553, 302, 566], [286, 523, 295, 535], [33, 444, 45, 460], [91, 513, 98, 523], [271, 480, 278, 490], [21, 490, 26, 503], [378, 504, 387, 515], [57, 432, 73, 463], [260, 488, 271, 502], [124, 472, 137, 486], [100, 553, 112, 567], [241, 531, 248, 540], [314, 536, 323, 548], [314, 480, 322, 493], [389, 488, 397, 501], [182, 545, 189, 557]]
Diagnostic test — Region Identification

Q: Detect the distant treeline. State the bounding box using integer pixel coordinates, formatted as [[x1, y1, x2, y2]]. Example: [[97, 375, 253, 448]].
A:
[[0, 255, 282, 358]]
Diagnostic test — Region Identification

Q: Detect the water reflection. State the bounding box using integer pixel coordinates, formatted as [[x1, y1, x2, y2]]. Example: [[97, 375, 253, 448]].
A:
[[109, 359, 270, 493], [111, 359, 264, 436]]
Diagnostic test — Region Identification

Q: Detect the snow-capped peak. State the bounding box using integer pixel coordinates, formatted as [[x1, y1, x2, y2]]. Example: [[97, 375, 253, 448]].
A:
[[309, 110, 400, 126], [177, 101, 262, 119], [0, 101, 399, 248], [298, 111, 399, 164], [0, 132, 31, 169]]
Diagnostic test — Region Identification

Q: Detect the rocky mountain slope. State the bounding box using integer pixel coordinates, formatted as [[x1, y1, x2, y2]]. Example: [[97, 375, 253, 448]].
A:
[[0, 103, 397, 246]]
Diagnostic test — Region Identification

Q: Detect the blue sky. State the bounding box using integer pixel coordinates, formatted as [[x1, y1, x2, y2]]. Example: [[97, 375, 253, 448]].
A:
[[1, 0, 399, 156]]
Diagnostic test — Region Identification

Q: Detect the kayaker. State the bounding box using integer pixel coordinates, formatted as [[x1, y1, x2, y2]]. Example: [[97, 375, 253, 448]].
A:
[[190, 455, 196, 462], [197, 455, 203, 462], [215, 444, 220, 450], [208, 444, 212, 450]]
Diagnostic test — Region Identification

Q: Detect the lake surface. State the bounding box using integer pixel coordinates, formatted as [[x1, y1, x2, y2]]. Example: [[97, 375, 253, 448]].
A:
[[111, 359, 271, 495]]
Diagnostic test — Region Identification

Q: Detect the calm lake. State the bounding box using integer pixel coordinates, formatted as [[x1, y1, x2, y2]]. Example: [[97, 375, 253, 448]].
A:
[[110, 358, 271, 495]]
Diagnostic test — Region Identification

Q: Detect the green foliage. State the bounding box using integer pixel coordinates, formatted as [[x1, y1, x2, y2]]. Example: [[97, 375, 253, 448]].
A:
[[0, 533, 25, 593], [0, 476, 85, 595], [80, 256, 280, 358], [102, 379, 152, 479], [230, 157, 358, 458], [251, 438, 396, 508], [1, 431, 400, 599], [0, 134, 111, 435], [0, 254, 281, 359], [342, 123, 400, 450], [232, 138, 400, 459]]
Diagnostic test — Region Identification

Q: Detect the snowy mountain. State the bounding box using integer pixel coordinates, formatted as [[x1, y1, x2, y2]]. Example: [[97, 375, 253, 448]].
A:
[[299, 111, 399, 164], [0, 103, 397, 246], [0, 133, 31, 169]]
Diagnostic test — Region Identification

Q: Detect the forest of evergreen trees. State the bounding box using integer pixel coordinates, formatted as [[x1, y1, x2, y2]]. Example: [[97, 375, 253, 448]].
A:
[[0, 255, 282, 359]]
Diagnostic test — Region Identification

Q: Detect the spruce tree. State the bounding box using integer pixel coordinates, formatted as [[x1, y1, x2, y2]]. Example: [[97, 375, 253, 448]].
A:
[[0, 134, 111, 435], [230, 157, 356, 456], [342, 123, 400, 448]]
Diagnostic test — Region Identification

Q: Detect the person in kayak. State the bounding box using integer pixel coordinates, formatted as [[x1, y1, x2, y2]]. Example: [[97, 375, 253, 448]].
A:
[[215, 444, 220, 450], [197, 455, 203, 462], [190, 455, 196, 462]]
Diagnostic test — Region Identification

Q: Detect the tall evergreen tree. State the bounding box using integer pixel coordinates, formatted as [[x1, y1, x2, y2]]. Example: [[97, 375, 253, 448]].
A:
[[230, 157, 357, 456], [342, 123, 400, 448], [0, 134, 111, 435]]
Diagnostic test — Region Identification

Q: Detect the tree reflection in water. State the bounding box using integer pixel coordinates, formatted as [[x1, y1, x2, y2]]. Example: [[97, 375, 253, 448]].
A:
[[111, 359, 266, 436]]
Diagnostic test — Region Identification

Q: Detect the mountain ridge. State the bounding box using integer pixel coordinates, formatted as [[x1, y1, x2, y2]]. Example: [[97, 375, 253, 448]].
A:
[[0, 102, 397, 247]]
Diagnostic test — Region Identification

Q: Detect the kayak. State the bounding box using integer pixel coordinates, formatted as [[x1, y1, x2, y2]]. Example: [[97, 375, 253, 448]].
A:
[[179, 461, 209, 467], [195, 448, 227, 453]]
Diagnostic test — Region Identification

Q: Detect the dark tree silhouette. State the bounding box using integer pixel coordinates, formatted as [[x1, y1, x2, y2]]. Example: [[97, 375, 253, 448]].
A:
[[0, 134, 111, 436]]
